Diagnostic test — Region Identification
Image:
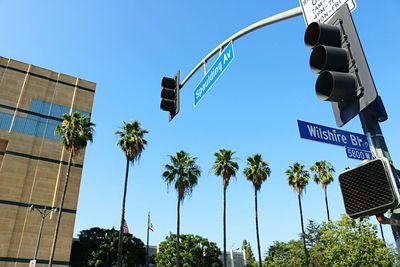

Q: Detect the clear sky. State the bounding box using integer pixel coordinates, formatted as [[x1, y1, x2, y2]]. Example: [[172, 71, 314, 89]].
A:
[[2, 0, 400, 255]]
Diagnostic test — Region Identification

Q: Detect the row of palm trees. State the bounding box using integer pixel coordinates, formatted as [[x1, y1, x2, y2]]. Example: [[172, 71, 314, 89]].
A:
[[161, 150, 336, 267], [49, 115, 335, 267]]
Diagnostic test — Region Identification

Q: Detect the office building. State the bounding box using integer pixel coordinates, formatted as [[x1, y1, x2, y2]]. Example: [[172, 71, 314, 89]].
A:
[[0, 56, 96, 266]]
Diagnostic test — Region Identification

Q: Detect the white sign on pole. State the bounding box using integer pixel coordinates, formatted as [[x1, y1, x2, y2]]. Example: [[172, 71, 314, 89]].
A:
[[29, 260, 36, 267], [299, 0, 357, 25]]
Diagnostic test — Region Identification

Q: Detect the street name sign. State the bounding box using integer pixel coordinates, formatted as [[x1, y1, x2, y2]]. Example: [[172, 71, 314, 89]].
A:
[[297, 120, 372, 160], [299, 0, 357, 25], [345, 147, 372, 161], [194, 42, 235, 106]]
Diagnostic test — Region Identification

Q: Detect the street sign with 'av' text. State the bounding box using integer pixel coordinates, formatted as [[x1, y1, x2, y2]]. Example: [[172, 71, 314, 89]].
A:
[[299, 0, 356, 25], [297, 120, 372, 160], [194, 42, 235, 106]]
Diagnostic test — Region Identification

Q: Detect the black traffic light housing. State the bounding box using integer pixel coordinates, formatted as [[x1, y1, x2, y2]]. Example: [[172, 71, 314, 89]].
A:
[[160, 71, 180, 121], [304, 4, 378, 127], [339, 158, 400, 219]]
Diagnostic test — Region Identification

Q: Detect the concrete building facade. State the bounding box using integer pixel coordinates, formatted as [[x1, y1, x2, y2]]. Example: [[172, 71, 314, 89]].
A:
[[0, 57, 95, 266]]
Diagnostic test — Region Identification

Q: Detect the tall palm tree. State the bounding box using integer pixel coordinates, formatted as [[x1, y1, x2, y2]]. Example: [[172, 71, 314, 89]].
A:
[[116, 121, 148, 267], [285, 162, 310, 267], [243, 154, 271, 267], [162, 150, 201, 267], [48, 112, 95, 267], [310, 160, 335, 221], [212, 149, 239, 267]]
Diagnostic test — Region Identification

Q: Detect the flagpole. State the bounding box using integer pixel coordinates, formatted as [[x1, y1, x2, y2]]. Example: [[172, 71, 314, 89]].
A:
[[146, 212, 150, 267]]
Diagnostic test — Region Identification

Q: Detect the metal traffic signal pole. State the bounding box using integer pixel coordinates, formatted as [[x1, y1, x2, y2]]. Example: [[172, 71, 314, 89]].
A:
[[359, 110, 400, 248]]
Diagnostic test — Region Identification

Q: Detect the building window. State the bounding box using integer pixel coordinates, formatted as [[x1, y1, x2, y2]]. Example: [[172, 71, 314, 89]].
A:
[[0, 99, 90, 141]]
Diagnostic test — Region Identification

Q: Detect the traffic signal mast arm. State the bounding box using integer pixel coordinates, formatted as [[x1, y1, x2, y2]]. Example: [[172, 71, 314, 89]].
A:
[[180, 6, 302, 88], [161, 6, 302, 121]]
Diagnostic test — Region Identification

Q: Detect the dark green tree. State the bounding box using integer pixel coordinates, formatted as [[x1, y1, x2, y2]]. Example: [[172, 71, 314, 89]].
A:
[[242, 240, 257, 267], [49, 112, 95, 267], [70, 227, 145, 267], [212, 149, 239, 267], [264, 240, 305, 267], [243, 154, 271, 267], [310, 160, 335, 221], [285, 162, 310, 267], [303, 220, 320, 249], [155, 234, 222, 267], [162, 150, 201, 267], [116, 121, 148, 267]]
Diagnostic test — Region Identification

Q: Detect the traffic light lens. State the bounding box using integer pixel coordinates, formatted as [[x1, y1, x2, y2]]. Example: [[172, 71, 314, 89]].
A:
[[316, 71, 357, 102], [161, 77, 176, 89], [305, 22, 320, 47], [305, 22, 342, 48], [160, 99, 176, 112], [310, 45, 349, 73], [161, 88, 176, 99]]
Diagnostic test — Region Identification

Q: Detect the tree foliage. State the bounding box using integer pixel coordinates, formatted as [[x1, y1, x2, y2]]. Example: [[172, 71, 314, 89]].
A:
[[243, 154, 270, 191], [303, 220, 320, 249], [155, 233, 222, 267], [55, 111, 95, 154], [213, 149, 239, 189], [264, 215, 394, 267], [70, 227, 145, 267], [309, 215, 392, 267], [162, 150, 201, 201], [264, 240, 306, 267], [285, 162, 309, 196], [242, 240, 257, 267], [116, 120, 148, 162]]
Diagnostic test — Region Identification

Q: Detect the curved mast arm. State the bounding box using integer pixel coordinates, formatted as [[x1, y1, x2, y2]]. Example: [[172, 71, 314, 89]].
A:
[[180, 6, 303, 87]]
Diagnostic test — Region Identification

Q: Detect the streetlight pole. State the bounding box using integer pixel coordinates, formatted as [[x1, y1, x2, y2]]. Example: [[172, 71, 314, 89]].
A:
[[29, 206, 56, 262]]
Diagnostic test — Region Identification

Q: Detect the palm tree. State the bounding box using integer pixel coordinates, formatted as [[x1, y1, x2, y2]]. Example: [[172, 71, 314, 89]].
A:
[[116, 121, 148, 267], [212, 149, 239, 267], [310, 160, 335, 221], [48, 112, 95, 267], [243, 154, 271, 267], [162, 150, 201, 267], [285, 162, 310, 267]]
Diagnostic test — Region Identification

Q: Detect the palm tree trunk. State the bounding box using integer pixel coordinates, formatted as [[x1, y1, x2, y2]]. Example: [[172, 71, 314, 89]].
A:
[[117, 157, 130, 267], [254, 189, 262, 267], [48, 150, 73, 267], [323, 186, 330, 221], [223, 186, 227, 267], [176, 197, 181, 267], [297, 193, 309, 267]]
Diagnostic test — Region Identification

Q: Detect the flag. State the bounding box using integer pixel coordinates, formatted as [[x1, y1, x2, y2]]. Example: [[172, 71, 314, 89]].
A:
[[123, 220, 129, 235], [148, 222, 154, 232]]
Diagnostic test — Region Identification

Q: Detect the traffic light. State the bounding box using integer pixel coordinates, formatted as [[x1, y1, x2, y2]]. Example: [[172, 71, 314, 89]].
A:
[[160, 71, 180, 121], [339, 158, 400, 219], [304, 4, 377, 127]]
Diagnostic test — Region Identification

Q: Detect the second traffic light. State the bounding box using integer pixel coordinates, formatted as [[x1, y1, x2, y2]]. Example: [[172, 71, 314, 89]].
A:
[[304, 4, 377, 127], [160, 71, 180, 121]]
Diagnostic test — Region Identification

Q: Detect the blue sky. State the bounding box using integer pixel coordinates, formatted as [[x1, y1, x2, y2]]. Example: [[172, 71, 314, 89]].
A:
[[2, 0, 400, 255]]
